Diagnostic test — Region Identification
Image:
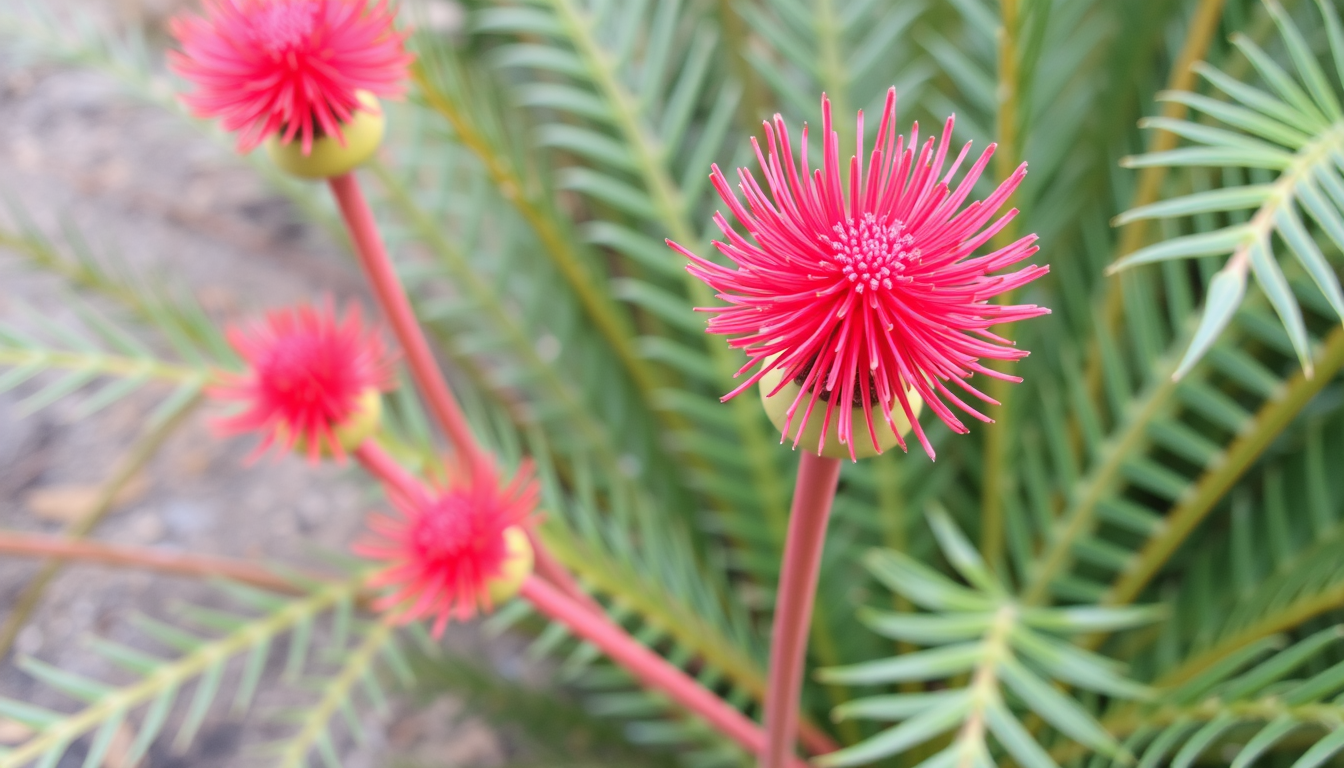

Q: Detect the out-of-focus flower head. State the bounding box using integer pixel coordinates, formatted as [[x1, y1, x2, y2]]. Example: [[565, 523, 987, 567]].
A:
[[355, 458, 538, 637], [213, 301, 391, 462], [668, 88, 1050, 460], [169, 0, 412, 155]]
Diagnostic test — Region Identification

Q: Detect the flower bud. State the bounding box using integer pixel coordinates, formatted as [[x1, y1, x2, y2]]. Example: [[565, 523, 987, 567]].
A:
[[486, 526, 535, 605], [265, 91, 386, 179], [291, 388, 383, 459], [759, 366, 922, 460]]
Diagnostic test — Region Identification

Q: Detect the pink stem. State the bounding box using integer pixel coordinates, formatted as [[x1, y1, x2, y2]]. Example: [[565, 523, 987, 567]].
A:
[[0, 530, 315, 594], [322, 173, 838, 758], [353, 441, 431, 506], [761, 452, 843, 768], [526, 528, 606, 615], [521, 576, 810, 767], [328, 172, 483, 473]]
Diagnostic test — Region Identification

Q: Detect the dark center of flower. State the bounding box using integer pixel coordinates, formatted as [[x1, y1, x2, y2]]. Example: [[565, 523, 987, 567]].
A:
[[824, 213, 918, 294], [250, 1, 319, 57], [412, 493, 481, 562], [793, 354, 882, 407]]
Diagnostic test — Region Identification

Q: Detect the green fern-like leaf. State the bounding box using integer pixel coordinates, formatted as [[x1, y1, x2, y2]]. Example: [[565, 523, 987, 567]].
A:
[[0, 576, 365, 768], [1112, 0, 1344, 376], [816, 510, 1159, 767]]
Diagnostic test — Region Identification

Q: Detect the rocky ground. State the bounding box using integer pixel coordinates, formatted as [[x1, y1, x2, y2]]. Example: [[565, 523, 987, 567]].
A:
[[0, 0, 519, 765]]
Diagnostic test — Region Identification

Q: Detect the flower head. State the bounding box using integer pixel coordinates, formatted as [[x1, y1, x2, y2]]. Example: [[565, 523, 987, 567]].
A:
[[213, 301, 391, 462], [668, 88, 1049, 460], [355, 459, 539, 636], [169, 0, 412, 155]]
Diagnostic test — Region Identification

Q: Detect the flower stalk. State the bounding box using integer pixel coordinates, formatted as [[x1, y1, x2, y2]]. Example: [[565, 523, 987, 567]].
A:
[[325, 172, 820, 745], [527, 527, 605, 614], [520, 575, 811, 767], [353, 440, 431, 506], [327, 172, 483, 473], [0, 530, 310, 594], [761, 451, 843, 768]]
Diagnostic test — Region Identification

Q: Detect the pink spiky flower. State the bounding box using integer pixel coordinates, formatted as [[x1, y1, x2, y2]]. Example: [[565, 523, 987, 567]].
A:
[[169, 0, 413, 155], [355, 459, 539, 636], [668, 88, 1050, 460], [213, 301, 391, 462]]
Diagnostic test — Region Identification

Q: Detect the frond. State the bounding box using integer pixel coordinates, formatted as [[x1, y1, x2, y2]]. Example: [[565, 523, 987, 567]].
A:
[[0, 300, 211, 422], [268, 619, 406, 768], [738, 0, 930, 124], [1131, 412, 1344, 688], [0, 212, 234, 363], [467, 0, 796, 541], [0, 576, 366, 768], [501, 429, 769, 765], [1112, 0, 1344, 375], [1093, 628, 1344, 768], [816, 510, 1158, 767]]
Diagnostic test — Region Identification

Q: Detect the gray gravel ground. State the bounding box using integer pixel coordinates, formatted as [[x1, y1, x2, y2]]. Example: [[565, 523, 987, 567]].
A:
[[0, 1, 517, 765]]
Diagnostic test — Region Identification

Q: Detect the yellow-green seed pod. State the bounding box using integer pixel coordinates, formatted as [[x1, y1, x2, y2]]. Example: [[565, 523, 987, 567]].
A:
[[265, 91, 386, 179], [486, 526, 535, 604], [759, 365, 923, 460], [292, 388, 383, 459]]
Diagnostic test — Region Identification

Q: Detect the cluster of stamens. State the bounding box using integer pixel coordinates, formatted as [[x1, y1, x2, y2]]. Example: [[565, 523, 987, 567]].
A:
[[412, 494, 475, 563], [824, 213, 918, 293]]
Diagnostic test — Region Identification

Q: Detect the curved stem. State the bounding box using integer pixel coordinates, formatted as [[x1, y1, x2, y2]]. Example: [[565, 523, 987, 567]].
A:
[[327, 172, 483, 473], [521, 576, 809, 766], [762, 452, 843, 768], [353, 440, 430, 505], [528, 527, 604, 615], [0, 392, 199, 657], [0, 530, 310, 594], [538, 528, 839, 756]]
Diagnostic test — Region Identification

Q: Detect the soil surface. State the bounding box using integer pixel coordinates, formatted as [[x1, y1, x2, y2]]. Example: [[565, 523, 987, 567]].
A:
[[0, 1, 517, 765]]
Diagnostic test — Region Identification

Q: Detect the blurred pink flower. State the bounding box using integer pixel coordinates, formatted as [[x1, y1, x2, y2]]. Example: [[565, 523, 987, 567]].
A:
[[213, 301, 390, 462], [169, 0, 412, 154], [355, 459, 539, 636]]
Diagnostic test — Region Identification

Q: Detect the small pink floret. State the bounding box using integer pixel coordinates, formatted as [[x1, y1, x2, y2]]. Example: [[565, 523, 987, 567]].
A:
[[668, 88, 1050, 460], [354, 459, 539, 637], [212, 301, 390, 462], [169, 0, 413, 154]]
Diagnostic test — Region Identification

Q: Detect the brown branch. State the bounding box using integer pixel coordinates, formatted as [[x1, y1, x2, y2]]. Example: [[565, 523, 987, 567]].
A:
[[0, 530, 327, 595], [0, 393, 200, 657]]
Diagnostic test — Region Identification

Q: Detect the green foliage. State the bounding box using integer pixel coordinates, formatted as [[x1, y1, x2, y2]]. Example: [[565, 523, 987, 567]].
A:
[[3, 0, 1344, 766], [817, 510, 1158, 767], [1097, 627, 1344, 768], [407, 644, 682, 767], [1112, 0, 1344, 376], [0, 576, 385, 768]]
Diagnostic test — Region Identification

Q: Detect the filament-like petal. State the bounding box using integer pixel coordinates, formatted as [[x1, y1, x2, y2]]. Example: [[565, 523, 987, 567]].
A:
[[669, 89, 1050, 459]]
